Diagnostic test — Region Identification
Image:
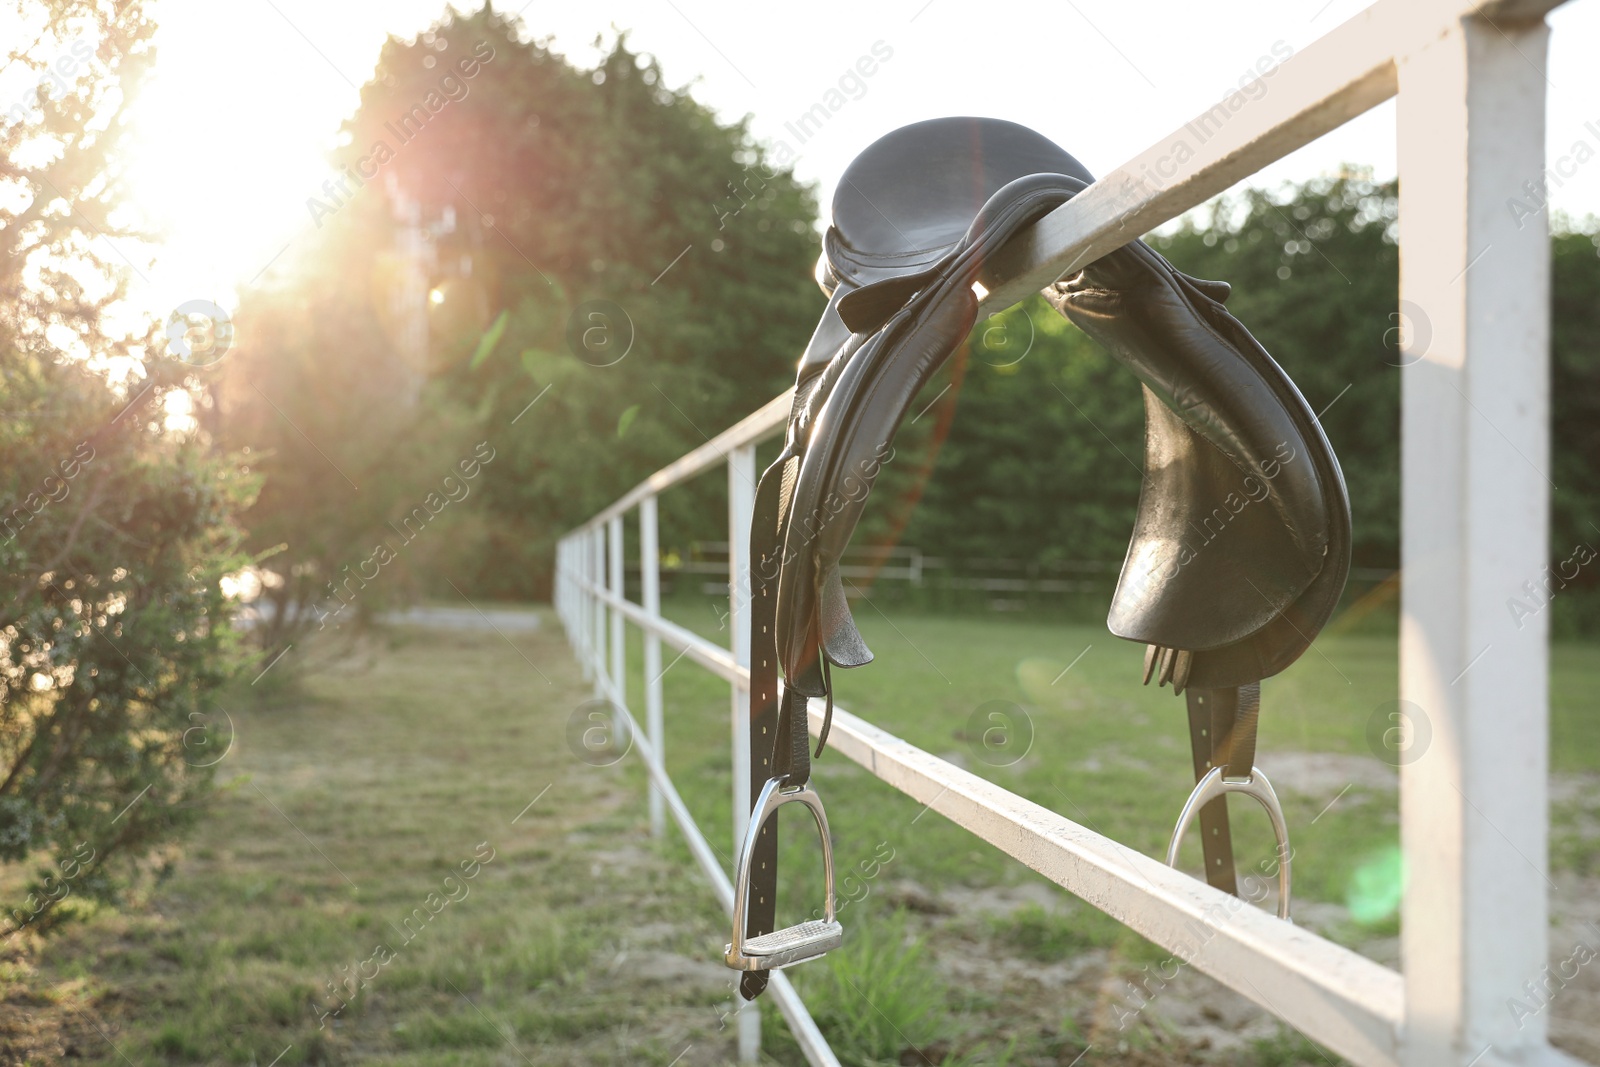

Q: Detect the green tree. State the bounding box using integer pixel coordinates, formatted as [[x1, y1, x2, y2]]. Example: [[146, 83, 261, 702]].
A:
[[890, 300, 1145, 576], [229, 6, 823, 608], [1152, 176, 1403, 571], [218, 193, 482, 649], [902, 178, 1600, 633], [359, 10, 822, 596], [1548, 226, 1600, 632]]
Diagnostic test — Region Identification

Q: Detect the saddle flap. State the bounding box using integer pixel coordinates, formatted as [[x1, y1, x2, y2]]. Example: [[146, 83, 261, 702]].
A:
[[1051, 239, 1347, 675], [1109, 386, 1318, 651], [777, 285, 980, 696]]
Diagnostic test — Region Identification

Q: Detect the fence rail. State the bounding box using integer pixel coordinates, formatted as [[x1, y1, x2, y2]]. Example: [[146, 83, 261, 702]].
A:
[[555, 1, 1579, 1063], [660, 544, 1396, 598]]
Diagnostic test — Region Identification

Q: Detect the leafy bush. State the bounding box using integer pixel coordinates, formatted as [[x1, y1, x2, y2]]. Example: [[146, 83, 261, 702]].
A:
[[0, 367, 253, 933], [1, 0, 254, 934]]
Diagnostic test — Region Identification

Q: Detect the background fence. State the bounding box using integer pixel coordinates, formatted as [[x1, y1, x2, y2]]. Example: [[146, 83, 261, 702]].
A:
[[556, 2, 1579, 1063]]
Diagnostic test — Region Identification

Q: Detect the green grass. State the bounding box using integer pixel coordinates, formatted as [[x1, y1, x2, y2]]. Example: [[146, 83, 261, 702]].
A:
[[793, 909, 945, 1063], [4, 620, 768, 1065], [7, 597, 1598, 1066], [644, 594, 1600, 925], [988, 902, 1126, 962], [652, 599, 1356, 938], [575, 592, 1594, 1061], [1250, 1028, 1341, 1067]]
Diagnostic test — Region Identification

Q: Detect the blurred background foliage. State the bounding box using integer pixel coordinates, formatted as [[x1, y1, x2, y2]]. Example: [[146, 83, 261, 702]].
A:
[[223, 6, 822, 639], [6, 0, 1600, 935], [222, 5, 1600, 638]]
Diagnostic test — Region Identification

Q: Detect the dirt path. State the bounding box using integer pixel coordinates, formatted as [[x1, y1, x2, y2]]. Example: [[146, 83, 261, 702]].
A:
[[379, 605, 543, 632], [0, 618, 773, 1066]]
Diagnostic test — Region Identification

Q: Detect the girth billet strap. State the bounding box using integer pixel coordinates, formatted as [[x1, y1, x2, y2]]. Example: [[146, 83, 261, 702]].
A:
[[733, 439, 839, 997], [1168, 680, 1292, 919], [737, 462, 787, 1001], [1182, 684, 1260, 896]]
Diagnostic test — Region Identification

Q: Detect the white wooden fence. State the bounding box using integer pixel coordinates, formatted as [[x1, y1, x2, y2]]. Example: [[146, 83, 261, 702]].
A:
[[555, 1, 1582, 1063]]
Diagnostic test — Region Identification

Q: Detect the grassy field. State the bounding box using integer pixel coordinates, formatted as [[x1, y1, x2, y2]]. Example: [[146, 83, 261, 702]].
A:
[[652, 595, 1600, 925], [636, 594, 1600, 1061], [2, 599, 1597, 1065]]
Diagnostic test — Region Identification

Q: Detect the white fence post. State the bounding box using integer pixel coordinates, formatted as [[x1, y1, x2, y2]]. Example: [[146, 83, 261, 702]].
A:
[[578, 532, 592, 682], [591, 526, 607, 695], [568, 537, 577, 639], [1395, 14, 1551, 1065], [608, 514, 628, 744], [640, 495, 666, 838], [727, 443, 759, 1063], [558, 539, 569, 638]]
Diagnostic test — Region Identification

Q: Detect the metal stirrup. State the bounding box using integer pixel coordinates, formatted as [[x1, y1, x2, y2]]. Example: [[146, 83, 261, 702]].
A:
[[726, 775, 843, 971], [1166, 765, 1293, 921]]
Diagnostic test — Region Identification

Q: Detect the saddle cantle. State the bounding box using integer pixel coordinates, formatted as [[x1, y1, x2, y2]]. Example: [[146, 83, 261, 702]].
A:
[[727, 117, 1351, 998]]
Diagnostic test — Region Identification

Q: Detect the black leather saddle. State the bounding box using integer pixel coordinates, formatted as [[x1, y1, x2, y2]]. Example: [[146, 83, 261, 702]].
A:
[[725, 117, 1351, 999]]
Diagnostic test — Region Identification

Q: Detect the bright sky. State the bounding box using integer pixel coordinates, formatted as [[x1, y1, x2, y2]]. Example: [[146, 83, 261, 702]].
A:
[[107, 0, 1600, 329]]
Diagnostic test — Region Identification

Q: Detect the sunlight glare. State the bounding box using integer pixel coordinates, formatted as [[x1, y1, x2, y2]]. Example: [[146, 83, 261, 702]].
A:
[[118, 0, 458, 332]]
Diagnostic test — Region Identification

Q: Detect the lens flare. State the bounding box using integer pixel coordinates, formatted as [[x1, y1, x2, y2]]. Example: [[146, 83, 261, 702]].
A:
[[1346, 843, 1403, 925]]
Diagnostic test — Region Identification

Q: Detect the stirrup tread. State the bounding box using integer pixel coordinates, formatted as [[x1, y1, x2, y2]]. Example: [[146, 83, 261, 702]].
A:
[[731, 920, 843, 970]]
